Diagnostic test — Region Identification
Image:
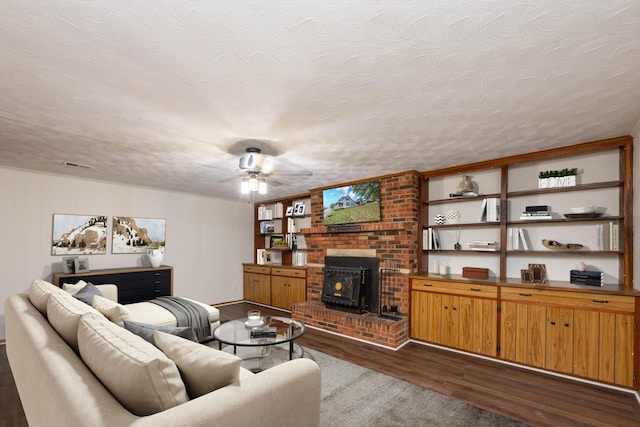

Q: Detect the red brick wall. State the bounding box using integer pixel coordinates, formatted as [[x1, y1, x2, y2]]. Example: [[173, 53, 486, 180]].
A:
[[293, 171, 419, 348]]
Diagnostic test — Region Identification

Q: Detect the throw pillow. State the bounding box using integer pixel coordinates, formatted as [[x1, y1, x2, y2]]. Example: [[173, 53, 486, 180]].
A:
[[73, 282, 104, 305], [92, 294, 132, 327], [28, 279, 66, 314], [62, 280, 89, 295], [47, 292, 103, 352], [154, 330, 242, 398], [124, 320, 197, 345], [78, 315, 188, 416]]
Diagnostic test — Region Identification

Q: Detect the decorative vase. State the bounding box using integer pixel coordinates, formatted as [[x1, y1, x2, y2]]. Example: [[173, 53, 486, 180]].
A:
[[456, 175, 475, 193], [434, 214, 446, 225], [147, 249, 164, 268], [445, 210, 461, 224]]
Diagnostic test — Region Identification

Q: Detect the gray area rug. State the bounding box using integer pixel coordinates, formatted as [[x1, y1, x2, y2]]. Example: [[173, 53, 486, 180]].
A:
[[304, 348, 528, 427]]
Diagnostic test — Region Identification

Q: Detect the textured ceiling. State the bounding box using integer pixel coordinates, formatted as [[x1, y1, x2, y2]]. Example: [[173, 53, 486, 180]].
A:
[[1, 0, 640, 201]]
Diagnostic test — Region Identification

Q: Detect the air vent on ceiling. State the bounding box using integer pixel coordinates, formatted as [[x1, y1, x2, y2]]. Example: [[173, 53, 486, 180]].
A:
[[62, 161, 92, 169]]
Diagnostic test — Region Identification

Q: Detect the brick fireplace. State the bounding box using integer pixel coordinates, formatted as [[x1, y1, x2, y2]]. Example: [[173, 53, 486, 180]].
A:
[[291, 171, 419, 348]]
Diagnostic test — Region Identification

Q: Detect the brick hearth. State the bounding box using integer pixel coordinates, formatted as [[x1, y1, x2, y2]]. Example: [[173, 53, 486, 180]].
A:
[[292, 301, 408, 348], [293, 171, 419, 349]]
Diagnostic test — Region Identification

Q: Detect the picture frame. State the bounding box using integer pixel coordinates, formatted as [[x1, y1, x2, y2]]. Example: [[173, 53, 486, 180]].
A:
[[520, 269, 533, 284], [285, 206, 294, 216], [51, 214, 108, 255], [112, 216, 166, 254], [269, 234, 287, 248], [528, 263, 548, 284], [62, 256, 78, 274], [293, 202, 305, 216], [74, 258, 90, 273]]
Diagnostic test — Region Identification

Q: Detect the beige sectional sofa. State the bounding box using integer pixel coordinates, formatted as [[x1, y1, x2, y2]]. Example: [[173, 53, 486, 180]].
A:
[[5, 280, 321, 427]]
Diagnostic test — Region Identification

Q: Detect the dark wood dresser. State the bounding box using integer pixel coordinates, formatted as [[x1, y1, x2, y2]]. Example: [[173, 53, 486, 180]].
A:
[[52, 266, 173, 304]]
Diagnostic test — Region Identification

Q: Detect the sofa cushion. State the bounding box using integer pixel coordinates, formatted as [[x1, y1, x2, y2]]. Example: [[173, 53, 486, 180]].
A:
[[124, 320, 197, 345], [47, 292, 103, 352], [92, 294, 131, 327], [78, 315, 188, 416], [62, 280, 89, 295], [154, 330, 242, 398], [28, 279, 66, 314]]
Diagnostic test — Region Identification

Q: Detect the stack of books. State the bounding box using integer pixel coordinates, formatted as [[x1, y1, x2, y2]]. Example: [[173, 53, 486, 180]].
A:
[[569, 270, 604, 286], [422, 228, 441, 250], [520, 205, 552, 220], [509, 227, 532, 250], [449, 191, 478, 198], [250, 326, 277, 338], [468, 240, 499, 251]]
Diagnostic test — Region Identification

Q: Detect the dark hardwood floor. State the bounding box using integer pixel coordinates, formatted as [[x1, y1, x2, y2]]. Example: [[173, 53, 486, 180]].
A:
[[2, 301, 640, 427]]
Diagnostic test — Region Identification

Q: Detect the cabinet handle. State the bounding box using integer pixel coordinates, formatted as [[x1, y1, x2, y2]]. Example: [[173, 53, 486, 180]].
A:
[[470, 288, 482, 292], [592, 299, 609, 304], [452, 307, 457, 311], [444, 306, 449, 309], [564, 323, 570, 327], [519, 293, 532, 297], [550, 321, 556, 325]]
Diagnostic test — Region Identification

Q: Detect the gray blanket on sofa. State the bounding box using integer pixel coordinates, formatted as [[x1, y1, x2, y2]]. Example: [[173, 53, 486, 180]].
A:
[[149, 296, 211, 341]]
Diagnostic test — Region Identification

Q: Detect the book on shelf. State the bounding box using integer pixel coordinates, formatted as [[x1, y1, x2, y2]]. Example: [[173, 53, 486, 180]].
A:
[[422, 228, 441, 250], [596, 222, 619, 251], [518, 228, 531, 250], [478, 198, 500, 222], [570, 270, 604, 286], [519, 212, 552, 220], [449, 191, 478, 198], [525, 205, 550, 213], [274, 202, 284, 218], [257, 205, 273, 220], [260, 221, 275, 234], [467, 240, 499, 251]]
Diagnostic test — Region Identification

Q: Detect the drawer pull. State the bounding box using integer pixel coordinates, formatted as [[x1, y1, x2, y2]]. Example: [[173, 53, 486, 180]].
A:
[[518, 293, 532, 297], [423, 284, 433, 287], [154, 289, 161, 293], [592, 299, 609, 304], [470, 288, 482, 292]]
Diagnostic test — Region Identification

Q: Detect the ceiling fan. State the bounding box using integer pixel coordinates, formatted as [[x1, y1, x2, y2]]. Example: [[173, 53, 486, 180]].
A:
[[230, 140, 313, 194]]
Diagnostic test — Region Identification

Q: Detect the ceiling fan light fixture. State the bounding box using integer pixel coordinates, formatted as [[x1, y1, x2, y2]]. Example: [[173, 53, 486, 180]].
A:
[[258, 179, 268, 195], [240, 177, 250, 194]]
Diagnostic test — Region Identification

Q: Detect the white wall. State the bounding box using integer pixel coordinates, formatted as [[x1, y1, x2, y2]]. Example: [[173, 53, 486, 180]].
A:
[[0, 166, 255, 339]]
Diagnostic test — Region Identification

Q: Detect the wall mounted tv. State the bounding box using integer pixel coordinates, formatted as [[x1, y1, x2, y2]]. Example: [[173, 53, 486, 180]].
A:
[[323, 181, 381, 225]]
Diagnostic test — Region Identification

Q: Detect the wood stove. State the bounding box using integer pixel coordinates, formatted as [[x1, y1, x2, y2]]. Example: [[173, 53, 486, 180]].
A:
[[321, 256, 379, 313]]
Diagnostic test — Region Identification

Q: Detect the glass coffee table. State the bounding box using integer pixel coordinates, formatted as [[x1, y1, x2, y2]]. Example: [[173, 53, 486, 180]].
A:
[[213, 316, 305, 371]]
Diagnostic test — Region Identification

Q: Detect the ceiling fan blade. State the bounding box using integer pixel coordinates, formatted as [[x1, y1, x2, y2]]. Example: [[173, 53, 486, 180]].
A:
[[271, 169, 313, 177]]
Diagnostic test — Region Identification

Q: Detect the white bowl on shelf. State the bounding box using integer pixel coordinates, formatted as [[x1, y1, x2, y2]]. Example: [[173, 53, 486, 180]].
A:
[[569, 206, 597, 214]]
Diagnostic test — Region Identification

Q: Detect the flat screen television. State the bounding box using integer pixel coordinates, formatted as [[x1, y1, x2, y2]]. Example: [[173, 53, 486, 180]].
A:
[[323, 181, 381, 225]]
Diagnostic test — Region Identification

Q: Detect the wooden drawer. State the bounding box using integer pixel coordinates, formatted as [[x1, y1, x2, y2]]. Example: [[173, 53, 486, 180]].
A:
[[271, 267, 306, 278], [501, 287, 636, 313], [411, 279, 498, 298], [243, 265, 271, 274]]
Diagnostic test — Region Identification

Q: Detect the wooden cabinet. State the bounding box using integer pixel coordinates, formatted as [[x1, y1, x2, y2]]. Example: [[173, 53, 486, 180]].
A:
[[270, 267, 306, 310], [243, 264, 307, 310], [243, 264, 271, 305], [500, 287, 636, 387], [52, 266, 173, 304], [411, 278, 498, 357]]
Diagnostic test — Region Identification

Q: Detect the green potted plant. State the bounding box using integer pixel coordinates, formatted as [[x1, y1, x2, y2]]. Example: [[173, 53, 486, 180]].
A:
[[538, 168, 578, 188]]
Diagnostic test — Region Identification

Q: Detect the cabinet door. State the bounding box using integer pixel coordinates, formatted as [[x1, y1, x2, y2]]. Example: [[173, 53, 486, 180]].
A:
[[573, 310, 635, 387], [288, 277, 307, 309], [459, 297, 497, 357], [244, 272, 270, 305], [410, 291, 442, 343], [440, 294, 459, 348], [500, 302, 546, 368], [270, 275, 289, 309], [546, 307, 573, 374]]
